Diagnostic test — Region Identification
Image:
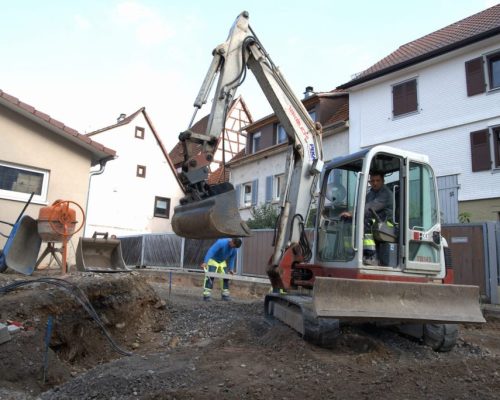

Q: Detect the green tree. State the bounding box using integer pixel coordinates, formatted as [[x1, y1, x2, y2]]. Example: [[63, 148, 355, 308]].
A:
[[246, 203, 280, 229]]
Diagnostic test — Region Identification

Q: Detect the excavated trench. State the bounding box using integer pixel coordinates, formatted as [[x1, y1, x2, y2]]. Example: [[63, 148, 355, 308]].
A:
[[0, 272, 168, 397]]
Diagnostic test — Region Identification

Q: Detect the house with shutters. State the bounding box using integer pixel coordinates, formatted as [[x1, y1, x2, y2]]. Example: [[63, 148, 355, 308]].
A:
[[228, 88, 349, 220], [85, 108, 183, 237], [337, 4, 500, 223]]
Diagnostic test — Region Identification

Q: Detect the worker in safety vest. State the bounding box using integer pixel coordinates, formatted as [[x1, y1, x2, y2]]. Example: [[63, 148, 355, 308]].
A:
[[202, 238, 242, 301]]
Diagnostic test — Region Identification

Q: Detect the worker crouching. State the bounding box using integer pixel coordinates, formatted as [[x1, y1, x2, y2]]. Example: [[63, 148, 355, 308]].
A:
[[202, 238, 242, 301]]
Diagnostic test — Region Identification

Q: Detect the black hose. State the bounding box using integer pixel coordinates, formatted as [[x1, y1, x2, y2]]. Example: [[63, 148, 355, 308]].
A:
[[0, 277, 132, 356]]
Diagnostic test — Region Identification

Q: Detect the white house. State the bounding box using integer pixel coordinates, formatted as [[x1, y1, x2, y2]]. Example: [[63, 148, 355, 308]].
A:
[[85, 108, 183, 236], [338, 4, 500, 222]]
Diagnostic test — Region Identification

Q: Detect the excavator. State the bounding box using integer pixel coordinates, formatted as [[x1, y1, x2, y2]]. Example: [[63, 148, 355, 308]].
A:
[[172, 11, 485, 351]]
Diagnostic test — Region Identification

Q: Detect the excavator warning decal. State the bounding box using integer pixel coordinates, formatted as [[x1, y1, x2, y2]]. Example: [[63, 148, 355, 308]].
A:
[[413, 231, 430, 241]]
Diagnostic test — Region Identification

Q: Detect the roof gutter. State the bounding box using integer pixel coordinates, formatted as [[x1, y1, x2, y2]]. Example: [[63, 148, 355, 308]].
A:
[[83, 157, 113, 237], [338, 27, 500, 89]]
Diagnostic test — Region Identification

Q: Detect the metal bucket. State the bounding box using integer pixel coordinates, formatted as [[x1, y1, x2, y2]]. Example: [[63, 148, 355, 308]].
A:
[[171, 190, 251, 239], [312, 277, 485, 324], [76, 234, 128, 272], [2, 216, 42, 275]]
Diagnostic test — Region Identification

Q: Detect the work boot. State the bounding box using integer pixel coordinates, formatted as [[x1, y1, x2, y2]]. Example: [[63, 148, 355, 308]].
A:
[[221, 295, 231, 302], [203, 296, 211, 302]]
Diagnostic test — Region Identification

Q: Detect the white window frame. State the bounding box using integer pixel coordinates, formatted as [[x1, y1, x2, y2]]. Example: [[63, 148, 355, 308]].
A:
[[485, 49, 500, 91], [274, 174, 284, 201], [252, 132, 261, 153], [242, 182, 253, 207], [276, 124, 287, 144], [308, 110, 316, 122], [0, 161, 49, 204]]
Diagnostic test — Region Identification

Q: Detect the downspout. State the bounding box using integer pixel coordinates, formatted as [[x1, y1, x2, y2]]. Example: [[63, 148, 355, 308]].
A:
[[83, 158, 112, 237]]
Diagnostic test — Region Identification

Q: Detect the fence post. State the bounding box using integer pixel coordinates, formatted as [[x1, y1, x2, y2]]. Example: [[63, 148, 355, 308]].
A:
[[140, 235, 145, 267], [486, 222, 499, 305], [180, 237, 185, 269], [237, 239, 243, 275]]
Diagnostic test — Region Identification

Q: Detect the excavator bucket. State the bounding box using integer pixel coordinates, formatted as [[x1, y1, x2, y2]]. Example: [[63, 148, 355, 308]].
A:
[[75, 235, 128, 272], [312, 277, 485, 324], [171, 190, 251, 239]]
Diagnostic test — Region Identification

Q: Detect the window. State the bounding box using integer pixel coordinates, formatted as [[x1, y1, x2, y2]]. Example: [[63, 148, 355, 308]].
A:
[[154, 196, 170, 218], [392, 78, 418, 117], [265, 174, 284, 202], [241, 180, 258, 207], [308, 110, 316, 122], [276, 124, 287, 144], [136, 165, 146, 178], [251, 132, 261, 153], [470, 127, 500, 172], [465, 52, 500, 96], [135, 126, 145, 139], [274, 174, 284, 201], [0, 162, 48, 203], [487, 52, 500, 90]]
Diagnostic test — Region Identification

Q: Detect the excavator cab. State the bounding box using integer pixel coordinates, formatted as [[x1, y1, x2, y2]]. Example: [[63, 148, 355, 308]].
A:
[[317, 146, 442, 273]]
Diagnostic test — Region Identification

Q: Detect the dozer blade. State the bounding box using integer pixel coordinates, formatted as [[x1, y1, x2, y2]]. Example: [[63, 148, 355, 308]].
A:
[[313, 277, 485, 324], [171, 190, 252, 239]]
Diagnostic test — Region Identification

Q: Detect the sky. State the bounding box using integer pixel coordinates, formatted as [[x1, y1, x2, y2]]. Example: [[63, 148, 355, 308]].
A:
[[0, 0, 497, 150]]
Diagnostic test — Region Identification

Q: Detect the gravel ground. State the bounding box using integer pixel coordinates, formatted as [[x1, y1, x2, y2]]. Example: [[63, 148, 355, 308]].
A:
[[1, 272, 499, 399]]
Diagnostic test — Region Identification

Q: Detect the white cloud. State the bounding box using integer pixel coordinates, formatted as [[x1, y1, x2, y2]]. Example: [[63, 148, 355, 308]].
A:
[[113, 1, 174, 45], [74, 15, 91, 30]]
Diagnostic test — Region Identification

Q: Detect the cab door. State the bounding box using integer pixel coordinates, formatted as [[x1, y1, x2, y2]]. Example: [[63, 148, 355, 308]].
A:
[[403, 160, 443, 274]]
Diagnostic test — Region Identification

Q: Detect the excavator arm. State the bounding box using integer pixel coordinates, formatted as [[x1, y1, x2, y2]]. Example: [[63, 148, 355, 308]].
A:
[[172, 11, 324, 261]]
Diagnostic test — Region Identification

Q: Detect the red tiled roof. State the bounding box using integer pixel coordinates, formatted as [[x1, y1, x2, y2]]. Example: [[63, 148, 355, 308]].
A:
[[208, 165, 230, 184], [339, 4, 500, 88], [0, 89, 115, 164], [324, 102, 349, 127]]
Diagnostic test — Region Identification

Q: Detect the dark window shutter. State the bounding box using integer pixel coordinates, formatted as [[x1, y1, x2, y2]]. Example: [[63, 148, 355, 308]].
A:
[[470, 129, 491, 172], [465, 57, 485, 96], [235, 184, 241, 207], [393, 79, 417, 116], [265, 176, 273, 203]]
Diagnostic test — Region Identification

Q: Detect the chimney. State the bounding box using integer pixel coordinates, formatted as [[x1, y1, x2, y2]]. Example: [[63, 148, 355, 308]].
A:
[[117, 113, 126, 122], [303, 86, 314, 99]]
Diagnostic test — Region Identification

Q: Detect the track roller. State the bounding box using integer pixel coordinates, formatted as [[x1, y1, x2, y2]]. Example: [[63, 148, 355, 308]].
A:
[[264, 293, 340, 347]]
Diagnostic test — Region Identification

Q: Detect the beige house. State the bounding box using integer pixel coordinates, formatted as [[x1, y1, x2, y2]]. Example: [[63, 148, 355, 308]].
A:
[[0, 89, 115, 265], [85, 108, 183, 236]]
